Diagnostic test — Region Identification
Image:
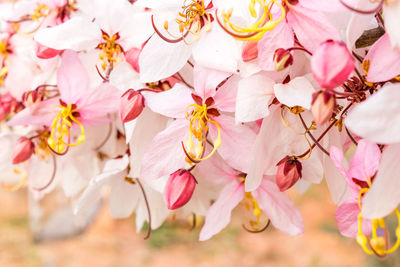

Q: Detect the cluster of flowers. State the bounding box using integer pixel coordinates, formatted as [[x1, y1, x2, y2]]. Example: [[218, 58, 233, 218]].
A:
[[1, 0, 400, 257]]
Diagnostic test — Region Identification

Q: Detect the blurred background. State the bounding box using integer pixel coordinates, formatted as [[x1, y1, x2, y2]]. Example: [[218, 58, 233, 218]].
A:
[[1, 182, 399, 267]]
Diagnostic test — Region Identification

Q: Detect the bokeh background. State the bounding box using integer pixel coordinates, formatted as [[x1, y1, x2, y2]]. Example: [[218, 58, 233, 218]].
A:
[[1, 182, 399, 267]]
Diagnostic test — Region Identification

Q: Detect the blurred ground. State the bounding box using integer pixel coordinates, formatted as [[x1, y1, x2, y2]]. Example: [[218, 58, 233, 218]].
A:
[[1, 183, 399, 267]]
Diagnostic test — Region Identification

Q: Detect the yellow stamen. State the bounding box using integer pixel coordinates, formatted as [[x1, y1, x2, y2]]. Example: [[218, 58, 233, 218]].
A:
[[356, 187, 400, 256], [31, 3, 51, 21], [97, 32, 123, 70], [244, 192, 263, 230], [218, 0, 285, 41], [47, 104, 86, 154], [164, 0, 212, 44], [183, 103, 221, 162]]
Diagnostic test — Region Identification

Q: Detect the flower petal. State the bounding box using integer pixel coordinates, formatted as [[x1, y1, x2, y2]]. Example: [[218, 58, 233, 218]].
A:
[[199, 181, 244, 241], [365, 34, 400, 83], [140, 119, 190, 180], [143, 83, 193, 118], [274, 76, 315, 109], [362, 144, 400, 219], [57, 50, 90, 104], [139, 34, 192, 83], [253, 179, 304, 235], [235, 73, 275, 123], [336, 201, 371, 238], [345, 83, 400, 144], [34, 17, 100, 51], [210, 115, 256, 173]]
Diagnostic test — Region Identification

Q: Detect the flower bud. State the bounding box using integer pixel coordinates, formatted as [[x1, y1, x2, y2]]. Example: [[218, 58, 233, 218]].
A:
[[164, 169, 197, 210], [242, 41, 258, 62], [120, 89, 144, 123], [276, 156, 302, 192], [12, 137, 34, 164], [311, 91, 335, 125], [273, 48, 294, 71], [36, 42, 60, 59], [125, 47, 141, 73], [311, 40, 355, 90]]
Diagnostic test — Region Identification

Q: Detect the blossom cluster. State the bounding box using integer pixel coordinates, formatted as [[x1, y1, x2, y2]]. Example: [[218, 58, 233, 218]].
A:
[[0, 0, 400, 257]]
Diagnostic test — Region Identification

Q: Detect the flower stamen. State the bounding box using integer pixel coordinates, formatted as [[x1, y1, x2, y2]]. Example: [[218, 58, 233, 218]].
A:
[[183, 103, 221, 162], [47, 102, 85, 154], [216, 0, 285, 41]]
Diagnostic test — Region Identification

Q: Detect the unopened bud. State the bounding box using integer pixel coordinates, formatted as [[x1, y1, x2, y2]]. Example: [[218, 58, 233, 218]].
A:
[[36, 42, 60, 59], [273, 48, 294, 72], [242, 41, 258, 62], [164, 169, 197, 210], [12, 137, 34, 164], [120, 89, 144, 123], [276, 156, 302, 192], [311, 40, 355, 90], [311, 91, 335, 125]]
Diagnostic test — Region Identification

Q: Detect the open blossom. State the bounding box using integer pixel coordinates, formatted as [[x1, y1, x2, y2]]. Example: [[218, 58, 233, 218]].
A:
[[8, 50, 120, 154]]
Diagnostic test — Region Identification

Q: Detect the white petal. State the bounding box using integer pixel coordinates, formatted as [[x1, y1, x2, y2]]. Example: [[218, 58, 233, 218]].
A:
[[235, 73, 275, 123], [274, 76, 315, 109], [139, 34, 192, 83], [345, 83, 400, 144], [384, 1, 400, 49], [192, 25, 240, 73], [34, 17, 100, 51], [109, 178, 139, 218]]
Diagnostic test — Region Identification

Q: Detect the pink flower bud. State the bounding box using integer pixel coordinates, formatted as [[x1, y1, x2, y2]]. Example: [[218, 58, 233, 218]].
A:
[[125, 47, 141, 73], [12, 137, 34, 164], [120, 89, 144, 123], [36, 42, 60, 59], [164, 169, 197, 210], [276, 156, 302, 192], [242, 41, 258, 62], [311, 40, 355, 90], [273, 48, 294, 71], [311, 91, 335, 125]]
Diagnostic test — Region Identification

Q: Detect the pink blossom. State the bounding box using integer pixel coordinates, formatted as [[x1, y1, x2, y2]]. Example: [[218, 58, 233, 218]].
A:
[[330, 139, 381, 237]]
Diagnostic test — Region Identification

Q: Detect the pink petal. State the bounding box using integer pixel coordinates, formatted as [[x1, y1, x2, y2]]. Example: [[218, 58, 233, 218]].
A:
[[348, 139, 381, 181], [209, 114, 256, 173], [362, 144, 400, 219], [212, 75, 239, 113], [195, 153, 238, 185], [287, 5, 341, 52], [57, 50, 90, 104], [365, 34, 400, 83], [143, 83, 193, 119], [253, 178, 304, 235], [329, 145, 358, 193], [257, 21, 294, 71], [193, 65, 231, 100], [199, 181, 244, 241], [77, 83, 120, 123], [336, 201, 371, 238], [7, 99, 58, 127], [140, 119, 189, 180]]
